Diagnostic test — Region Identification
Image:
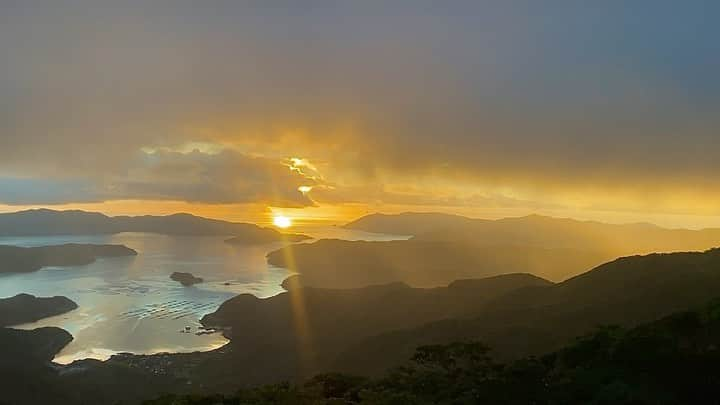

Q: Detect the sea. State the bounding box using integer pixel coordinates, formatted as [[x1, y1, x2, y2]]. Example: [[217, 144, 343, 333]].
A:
[[0, 225, 407, 364]]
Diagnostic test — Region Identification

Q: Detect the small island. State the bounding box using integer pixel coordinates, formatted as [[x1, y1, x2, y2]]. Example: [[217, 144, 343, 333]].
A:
[[170, 272, 203, 286]]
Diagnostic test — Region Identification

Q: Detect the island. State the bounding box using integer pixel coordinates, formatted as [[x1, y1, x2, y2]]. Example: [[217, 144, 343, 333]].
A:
[[0, 243, 138, 274], [0, 294, 79, 327], [170, 272, 203, 286]]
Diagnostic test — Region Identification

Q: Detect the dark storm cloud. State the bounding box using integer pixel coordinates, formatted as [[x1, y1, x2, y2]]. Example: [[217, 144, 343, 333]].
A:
[[0, 1, 718, 208]]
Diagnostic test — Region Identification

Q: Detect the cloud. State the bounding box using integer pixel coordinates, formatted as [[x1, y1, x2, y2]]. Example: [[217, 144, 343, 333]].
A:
[[109, 149, 317, 206], [0, 1, 719, 214], [0, 149, 317, 207]]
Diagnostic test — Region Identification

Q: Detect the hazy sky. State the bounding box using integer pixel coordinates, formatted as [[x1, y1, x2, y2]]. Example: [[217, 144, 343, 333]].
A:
[[1, 1, 719, 227]]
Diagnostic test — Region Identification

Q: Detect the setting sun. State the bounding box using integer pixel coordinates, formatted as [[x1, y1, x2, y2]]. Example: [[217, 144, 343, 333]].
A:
[[273, 215, 292, 228]]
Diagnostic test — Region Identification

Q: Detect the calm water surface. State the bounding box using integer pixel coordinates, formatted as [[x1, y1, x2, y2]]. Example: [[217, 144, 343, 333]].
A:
[[0, 226, 407, 363]]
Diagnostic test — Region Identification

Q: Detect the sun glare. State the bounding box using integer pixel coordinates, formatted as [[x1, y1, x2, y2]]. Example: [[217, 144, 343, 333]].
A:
[[273, 215, 292, 228]]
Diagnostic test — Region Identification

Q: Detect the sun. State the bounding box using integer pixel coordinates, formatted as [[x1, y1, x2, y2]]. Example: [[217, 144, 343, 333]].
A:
[[273, 215, 292, 228]]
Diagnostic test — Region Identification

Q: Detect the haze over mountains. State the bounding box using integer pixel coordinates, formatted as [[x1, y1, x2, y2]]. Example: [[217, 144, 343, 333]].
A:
[[346, 213, 720, 256], [0, 209, 309, 242], [268, 212, 720, 286], [268, 239, 609, 286]]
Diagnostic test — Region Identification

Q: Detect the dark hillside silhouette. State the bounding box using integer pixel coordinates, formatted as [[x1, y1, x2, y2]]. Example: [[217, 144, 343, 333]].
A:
[[0, 294, 78, 327], [0, 243, 137, 273], [145, 297, 720, 405], [336, 248, 720, 374]]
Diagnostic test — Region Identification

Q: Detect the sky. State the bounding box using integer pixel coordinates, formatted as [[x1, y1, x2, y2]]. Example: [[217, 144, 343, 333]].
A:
[[1, 1, 719, 228]]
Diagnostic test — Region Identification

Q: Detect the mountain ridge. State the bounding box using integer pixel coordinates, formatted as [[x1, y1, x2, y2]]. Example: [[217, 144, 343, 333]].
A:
[[0, 209, 310, 242], [333, 247, 720, 374], [344, 212, 720, 257]]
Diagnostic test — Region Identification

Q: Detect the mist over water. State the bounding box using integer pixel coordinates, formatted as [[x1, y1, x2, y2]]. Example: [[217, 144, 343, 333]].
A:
[[0, 227, 408, 363]]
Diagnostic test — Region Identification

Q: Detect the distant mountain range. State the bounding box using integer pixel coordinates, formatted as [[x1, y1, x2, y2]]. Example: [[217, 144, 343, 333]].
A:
[[0, 209, 309, 242], [270, 212, 720, 287], [346, 212, 720, 257]]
